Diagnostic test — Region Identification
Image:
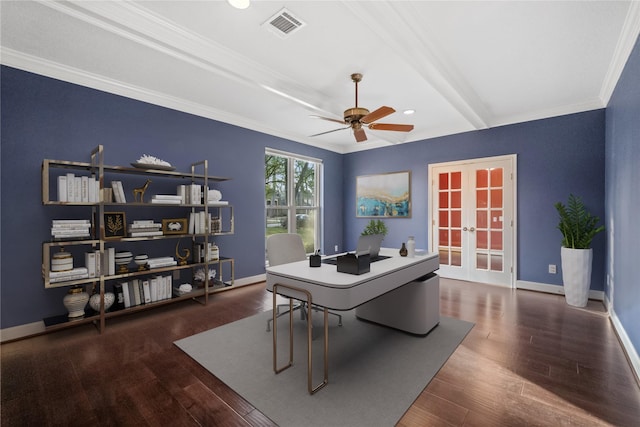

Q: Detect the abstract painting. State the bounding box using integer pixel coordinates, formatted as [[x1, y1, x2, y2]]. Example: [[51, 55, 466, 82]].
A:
[[356, 171, 411, 217]]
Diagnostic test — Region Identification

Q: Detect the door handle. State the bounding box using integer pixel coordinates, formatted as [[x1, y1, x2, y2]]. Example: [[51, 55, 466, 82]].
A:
[[463, 226, 468, 231], [463, 226, 476, 232]]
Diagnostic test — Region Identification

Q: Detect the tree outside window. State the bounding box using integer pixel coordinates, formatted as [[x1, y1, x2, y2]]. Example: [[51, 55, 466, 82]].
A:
[[265, 151, 320, 254]]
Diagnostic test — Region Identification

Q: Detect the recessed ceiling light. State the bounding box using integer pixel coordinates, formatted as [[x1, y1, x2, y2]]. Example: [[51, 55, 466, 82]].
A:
[[227, 0, 250, 9], [403, 109, 415, 115]]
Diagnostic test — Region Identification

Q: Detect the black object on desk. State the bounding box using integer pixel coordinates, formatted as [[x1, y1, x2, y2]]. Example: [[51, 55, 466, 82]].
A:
[[309, 250, 321, 267], [337, 252, 370, 275]]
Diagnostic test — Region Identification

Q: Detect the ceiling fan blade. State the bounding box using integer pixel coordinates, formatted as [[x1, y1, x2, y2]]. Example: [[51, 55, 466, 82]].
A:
[[367, 129, 405, 145], [368, 123, 414, 132], [310, 115, 346, 125], [310, 126, 350, 137], [361, 106, 395, 124], [354, 128, 367, 142]]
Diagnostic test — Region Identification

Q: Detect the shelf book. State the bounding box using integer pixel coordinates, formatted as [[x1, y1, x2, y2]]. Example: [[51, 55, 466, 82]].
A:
[[128, 220, 162, 237], [57, 173, 100, 203], [120, 275, 172, 308], [110, 181, 126, 203], [51, 219, 91, 239]]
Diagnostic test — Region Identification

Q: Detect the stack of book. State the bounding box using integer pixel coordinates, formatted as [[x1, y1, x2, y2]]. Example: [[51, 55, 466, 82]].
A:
[[57, 173, 100, 203], [151, 194, 182, 204], [176, 184, 203, 205], [128, 220, 162, 237], [49, 267, 89, 283], [193, 242, 220, 263], [110, 181, 127, 203], [147, 256, 177, 269], [84, 250, 101, 278], [115, 275, 173, 308], [51, 219, 91, 239], [189, 211, 212, 234], [207, 199, 229, 206]]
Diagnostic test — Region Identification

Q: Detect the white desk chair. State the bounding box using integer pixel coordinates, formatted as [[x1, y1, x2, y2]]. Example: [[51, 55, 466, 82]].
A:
[[266, 233, 342, 331]]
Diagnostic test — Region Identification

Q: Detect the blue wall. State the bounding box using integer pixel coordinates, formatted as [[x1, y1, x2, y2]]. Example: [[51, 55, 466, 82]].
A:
[[344, 111, 606, 287], [605, 35, 640, 352], [0, 66, 343, 328], [0, 64, 611, 334]]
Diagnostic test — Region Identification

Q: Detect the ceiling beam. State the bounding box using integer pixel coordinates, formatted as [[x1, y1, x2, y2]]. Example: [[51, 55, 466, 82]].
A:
[[343, 1, 491, 130]]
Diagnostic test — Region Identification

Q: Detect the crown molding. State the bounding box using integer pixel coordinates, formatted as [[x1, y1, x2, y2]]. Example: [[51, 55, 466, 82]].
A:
[[600, 1, 640, 105], [1, 47, 348, 153]]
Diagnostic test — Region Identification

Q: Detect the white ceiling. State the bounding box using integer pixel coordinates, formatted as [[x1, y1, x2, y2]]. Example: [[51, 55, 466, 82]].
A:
[[2, 1, 639, 154]]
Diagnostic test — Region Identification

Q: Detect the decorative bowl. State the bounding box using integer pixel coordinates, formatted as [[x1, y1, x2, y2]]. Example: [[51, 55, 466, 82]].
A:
[[115, 251, 133, 265], [134, 254, 149, 271], [115, 251, 133, 273]]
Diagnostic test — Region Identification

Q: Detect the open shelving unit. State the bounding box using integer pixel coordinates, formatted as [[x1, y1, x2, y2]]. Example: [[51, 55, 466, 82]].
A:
[[41, 145, 235, 333]]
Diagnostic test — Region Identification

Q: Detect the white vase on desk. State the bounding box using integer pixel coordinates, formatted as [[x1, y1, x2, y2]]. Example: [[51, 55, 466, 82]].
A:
[[407, 236, 416, 258]]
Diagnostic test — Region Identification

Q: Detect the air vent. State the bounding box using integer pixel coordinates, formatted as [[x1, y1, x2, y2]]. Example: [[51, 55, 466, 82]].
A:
[[263, 8, 306, 38]]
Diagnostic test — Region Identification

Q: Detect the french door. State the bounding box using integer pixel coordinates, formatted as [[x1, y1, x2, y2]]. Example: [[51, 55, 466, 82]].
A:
[[429, 155, 516, 287]]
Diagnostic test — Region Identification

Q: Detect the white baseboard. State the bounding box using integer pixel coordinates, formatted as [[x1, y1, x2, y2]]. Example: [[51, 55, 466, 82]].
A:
[[232, 274, 266, 287], [609, 306, 640, 383], [516, 280, 604, 301], [0, 321, 46, 343], [1, 274, 268, 343]]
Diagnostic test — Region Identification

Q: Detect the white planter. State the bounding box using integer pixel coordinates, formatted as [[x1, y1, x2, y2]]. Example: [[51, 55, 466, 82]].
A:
[[560, 247, 592, 307]]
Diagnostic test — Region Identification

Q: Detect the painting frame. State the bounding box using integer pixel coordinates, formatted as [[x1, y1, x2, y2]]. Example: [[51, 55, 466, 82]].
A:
[[356, 171, 411, 218], [103, 212, 127, 239], [162, 218, 188, 235]]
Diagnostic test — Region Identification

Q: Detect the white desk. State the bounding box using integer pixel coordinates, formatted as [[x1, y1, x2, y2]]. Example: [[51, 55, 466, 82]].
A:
[[266, 248, 440, 393]]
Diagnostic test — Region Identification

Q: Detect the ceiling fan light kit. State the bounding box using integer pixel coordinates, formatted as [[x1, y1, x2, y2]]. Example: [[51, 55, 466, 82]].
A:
[[227, 0, 250, 10], [311, 73, 414, 143]]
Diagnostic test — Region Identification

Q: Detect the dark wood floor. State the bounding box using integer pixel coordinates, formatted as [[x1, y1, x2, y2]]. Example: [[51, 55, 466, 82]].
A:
[[2, 279, 640, 426]]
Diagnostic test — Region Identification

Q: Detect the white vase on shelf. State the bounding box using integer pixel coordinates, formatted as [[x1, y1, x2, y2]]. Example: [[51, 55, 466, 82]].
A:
[[63, 287, 89, 319]]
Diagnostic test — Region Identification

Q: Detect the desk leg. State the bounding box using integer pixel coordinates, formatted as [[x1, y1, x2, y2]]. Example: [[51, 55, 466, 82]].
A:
[[272, 297, 294, 373], [272, 283, 329, 394]]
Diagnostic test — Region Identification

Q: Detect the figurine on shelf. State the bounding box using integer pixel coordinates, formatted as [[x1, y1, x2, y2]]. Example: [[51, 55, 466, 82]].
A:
[[175, 240, 190, 266], [133, 179, 152, 203], [194, 267, 216, 288]]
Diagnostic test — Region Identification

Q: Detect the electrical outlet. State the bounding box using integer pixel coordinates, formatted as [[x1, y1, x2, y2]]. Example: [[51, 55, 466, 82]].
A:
[[548, 264, 556, 274], [334, 245, 339, 252]]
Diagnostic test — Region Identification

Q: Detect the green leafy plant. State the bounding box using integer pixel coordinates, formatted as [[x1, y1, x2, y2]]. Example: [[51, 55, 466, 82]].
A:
[[361, 219, 388, 237], [554, 194, 605, 249]]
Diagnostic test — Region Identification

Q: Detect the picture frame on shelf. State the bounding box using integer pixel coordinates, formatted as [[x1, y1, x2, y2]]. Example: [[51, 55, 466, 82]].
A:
[[356, 170, 411, 218], [103, 212, 127, 239], [162, 218, 188, 235]]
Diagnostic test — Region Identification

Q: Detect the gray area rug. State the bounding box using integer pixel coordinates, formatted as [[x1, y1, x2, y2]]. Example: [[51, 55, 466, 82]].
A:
[[175, 310, 473, 427]]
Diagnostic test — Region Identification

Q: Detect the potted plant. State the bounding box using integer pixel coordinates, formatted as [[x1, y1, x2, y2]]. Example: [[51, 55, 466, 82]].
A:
[[361, 219, 388, 237], [554, 194, 605, 307]]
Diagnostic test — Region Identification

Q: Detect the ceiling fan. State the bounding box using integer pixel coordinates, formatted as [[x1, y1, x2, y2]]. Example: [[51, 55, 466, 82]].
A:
[[310, 73, 414, 143]]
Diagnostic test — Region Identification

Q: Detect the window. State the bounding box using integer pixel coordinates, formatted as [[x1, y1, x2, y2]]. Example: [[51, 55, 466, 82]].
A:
[[265, 149, 321, 255]]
